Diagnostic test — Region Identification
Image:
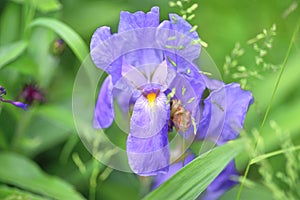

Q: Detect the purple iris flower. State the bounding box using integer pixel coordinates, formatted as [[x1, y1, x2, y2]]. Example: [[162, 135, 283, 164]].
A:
[[90, 7, 253, 176], [0, 86, 27, 110]]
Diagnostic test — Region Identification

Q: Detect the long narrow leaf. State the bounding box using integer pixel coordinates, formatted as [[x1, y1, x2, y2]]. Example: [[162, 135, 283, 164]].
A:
[[30, 18, 89, 62], [0, 152, 85, 200], [143, 139, 245, 200], [0, 40, 27, 69], [0, 185, 47, 200]]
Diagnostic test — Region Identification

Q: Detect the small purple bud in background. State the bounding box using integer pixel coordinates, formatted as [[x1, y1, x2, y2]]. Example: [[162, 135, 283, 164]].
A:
[[51, 38, 66, 56], [0, 86, 7, 96], [0, 85, 27, 110]]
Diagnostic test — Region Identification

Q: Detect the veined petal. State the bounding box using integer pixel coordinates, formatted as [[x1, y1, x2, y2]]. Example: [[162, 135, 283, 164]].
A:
[[151, 60, 176, 91], [118, 7, 163, 66], [130, 92, 169, 138], [197, 83, 254, 144], [90, 27, 123, 83], [121, 62, 148, 89], [159, 14, 201, 63], [90, 26, 112, 51], [127, 124, 170, 176], [93, 75, 114, 129], [118, 7, 160, 32]]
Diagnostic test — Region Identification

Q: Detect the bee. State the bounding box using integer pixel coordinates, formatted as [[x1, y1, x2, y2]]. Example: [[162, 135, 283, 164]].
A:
[[169, 99, 191, 133]]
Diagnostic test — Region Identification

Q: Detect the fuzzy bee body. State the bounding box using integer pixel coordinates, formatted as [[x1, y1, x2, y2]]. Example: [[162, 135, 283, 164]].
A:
[[170, 99, 191, 132]]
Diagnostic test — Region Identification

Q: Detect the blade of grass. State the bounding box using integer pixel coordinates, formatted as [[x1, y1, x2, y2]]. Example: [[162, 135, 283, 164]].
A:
[[236, 15, 300, 200], [30, 18, 88, 62], [0, 40, 27, 69], [143, 139, 245, 200]]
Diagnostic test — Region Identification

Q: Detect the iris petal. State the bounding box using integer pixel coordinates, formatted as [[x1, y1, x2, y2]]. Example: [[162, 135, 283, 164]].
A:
[[197, 83, 254, 144], [93, 75, 115, 129], [118, 7, 159, 32], [90, 26, 112, 51], [126, 92, 170, 175], [159, 14, 201, 63], [130, 92, 169, 138], [126, 124, 170, 176]]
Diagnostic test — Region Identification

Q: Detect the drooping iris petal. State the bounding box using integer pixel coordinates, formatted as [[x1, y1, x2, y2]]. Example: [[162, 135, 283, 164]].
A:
[[126, 92, 170, 175], [129, 92, 169, 138], [202, 160, 238, 200], [152, 153, 195, 189], [93, 75, 115, 129], [197, 83, 254, 144], [127, 124, 170, 176]]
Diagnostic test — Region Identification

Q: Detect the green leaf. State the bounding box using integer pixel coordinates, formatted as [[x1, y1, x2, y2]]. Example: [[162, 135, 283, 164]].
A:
[[0, 40, 27, 69], [143, 140, 245, 200], [30, 18, 89, 62], [0, 2, 21, 45], [0, 185, 47, 200], [11, 0, 62, 13], [0, 152, 85, 200], [4, 53, 38, 76], [37, 104, 74, 129], [17, 105, 74, 156]]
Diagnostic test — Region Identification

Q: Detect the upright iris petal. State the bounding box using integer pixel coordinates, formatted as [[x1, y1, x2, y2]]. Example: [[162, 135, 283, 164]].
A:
[[127, 124, 170, 176]]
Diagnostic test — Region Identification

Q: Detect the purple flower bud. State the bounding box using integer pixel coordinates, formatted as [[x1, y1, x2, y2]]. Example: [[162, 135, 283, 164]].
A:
[[0, 86, 27, 110], [1, 99, 28, 110], [0, 86, 7, 96]]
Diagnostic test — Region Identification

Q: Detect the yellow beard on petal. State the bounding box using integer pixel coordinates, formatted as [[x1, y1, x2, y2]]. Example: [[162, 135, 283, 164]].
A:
[[147, 92, 157, 107]]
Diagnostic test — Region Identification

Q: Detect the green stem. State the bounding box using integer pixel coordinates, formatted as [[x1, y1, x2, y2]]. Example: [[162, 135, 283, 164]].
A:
[[236, 15, 300, 200], [250, 145, 300, 165], [89, 159, 101, 200]]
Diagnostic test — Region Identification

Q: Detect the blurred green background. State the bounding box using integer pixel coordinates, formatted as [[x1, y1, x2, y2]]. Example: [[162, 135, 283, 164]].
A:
[[0, 0, 299, 199]]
